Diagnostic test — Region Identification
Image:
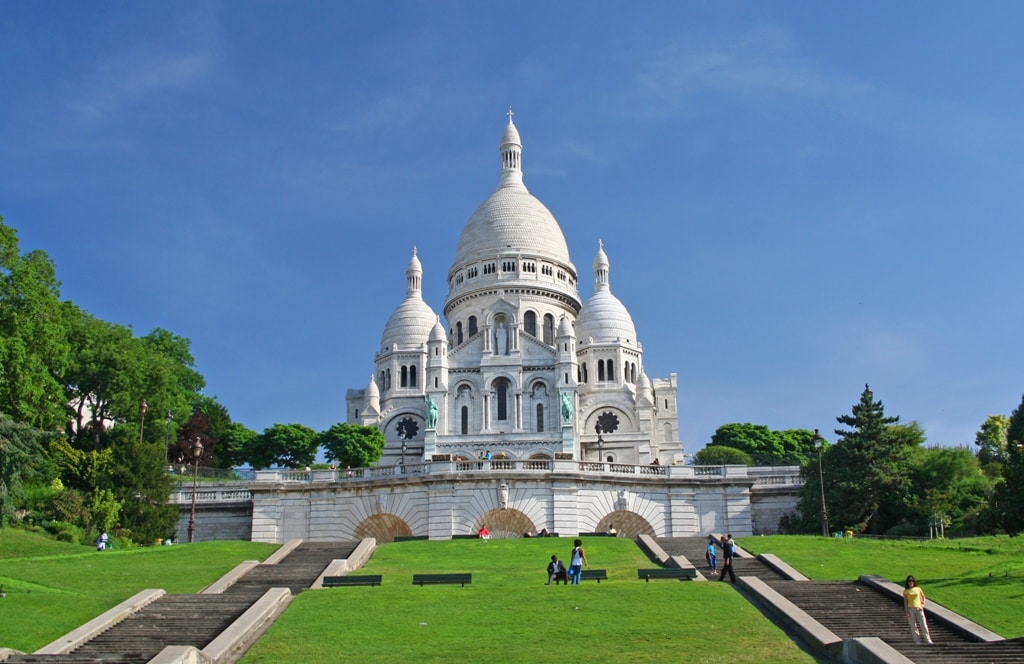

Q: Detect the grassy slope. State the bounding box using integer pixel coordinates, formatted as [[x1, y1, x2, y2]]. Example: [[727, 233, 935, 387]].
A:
[[739, 535, 1024, 638], [0, 529, 279, 653], [241, 537, 818, 664]]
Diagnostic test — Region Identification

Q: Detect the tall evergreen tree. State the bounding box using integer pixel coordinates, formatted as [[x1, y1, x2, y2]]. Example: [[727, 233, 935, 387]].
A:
[[826, 384, 914, 534]]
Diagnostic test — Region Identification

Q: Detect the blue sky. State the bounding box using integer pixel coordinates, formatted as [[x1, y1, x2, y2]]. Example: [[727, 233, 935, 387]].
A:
[[2, 2, 1022, 452]]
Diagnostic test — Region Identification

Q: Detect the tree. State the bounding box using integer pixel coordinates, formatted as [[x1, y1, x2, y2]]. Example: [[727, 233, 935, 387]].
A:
[[102, 426, 177, 543], [320, 423, 385, 469], [244, 424, 320, 469], [694, 445, 752, 466], [825, 385, 918, 534], [0, 412, 58, 525], [710, 423, 818, 465], [990, 394, 1024, 535], [0, 218, 69, 430], [908, 446, 992, 535], [974, 415, 1009, 470]]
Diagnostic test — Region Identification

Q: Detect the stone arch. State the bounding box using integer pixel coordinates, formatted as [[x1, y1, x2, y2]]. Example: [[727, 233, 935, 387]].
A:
[[353, 514, 412, 544], [596, 510, 654, 539], [473, 508, 534, 539]]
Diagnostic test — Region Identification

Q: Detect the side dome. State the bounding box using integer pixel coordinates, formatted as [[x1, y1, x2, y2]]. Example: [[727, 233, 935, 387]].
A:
[[380, 248, 438, 350], [451, 115, 572, 269], [575, 241, 638, 346]]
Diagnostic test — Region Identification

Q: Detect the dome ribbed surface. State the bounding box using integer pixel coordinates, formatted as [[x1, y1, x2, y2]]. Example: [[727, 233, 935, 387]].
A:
[[381, 297, 438, 350], [453, 184, 571, 268], [576, 289, 637, 345]]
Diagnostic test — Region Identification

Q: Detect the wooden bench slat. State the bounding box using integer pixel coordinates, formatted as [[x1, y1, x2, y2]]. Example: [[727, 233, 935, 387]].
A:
[[412, 573, 472, 587], [323, 575, 382, 587], [637, 568, 697, 581], [579, 569, 608, 583]]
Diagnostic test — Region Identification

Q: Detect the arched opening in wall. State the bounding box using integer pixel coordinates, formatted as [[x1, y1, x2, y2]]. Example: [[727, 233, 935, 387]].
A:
[[663, 422, 673, 443], [631, 363, 637, 383], [597, 360, 605, 381], [596, 511, 654, 539], [536, 404, 544, 432], [461, 406, 469, 435], [468, 316, 478, 337], [474, 508, 535, 539], [409, 365, 417, 388], [386, 368, 391, 390], [401, 366, 409, 388], [581, 363, 588, 383], [607, 359, 614, 381], [353, 513, 412, 543], [494, 378, 510, 421], [456, 321, 464, 345], [543, 314, 554, 345], [524, 311, 537, 337]]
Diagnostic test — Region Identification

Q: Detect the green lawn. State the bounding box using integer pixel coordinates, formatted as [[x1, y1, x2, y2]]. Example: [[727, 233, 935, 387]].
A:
[[0, 529, 278, 653], [739, 535, 1024, 638], [4, 530, 1022, 662], [241, 537, 819, 664]]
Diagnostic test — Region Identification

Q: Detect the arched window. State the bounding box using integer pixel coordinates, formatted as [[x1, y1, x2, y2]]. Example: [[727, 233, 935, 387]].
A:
[[524, 311, 537, 337], [461, 406, 469, 434], [386, 368, 391, 390], [536, 404, 544, 432], [543, 314, 555, 345], [379, 371, 385, 389], [496, 380, 509, 421], [409, 365, 417, 387], [624, 364, 629, 382], [456, 321, 464, 345], [607, 360, 613, 381], [400, 365, 409, 388], [631, 363, 637, 383], [582, 363, 588, 383], [598, 360, 605, 382], [468, 316, 478, 337]]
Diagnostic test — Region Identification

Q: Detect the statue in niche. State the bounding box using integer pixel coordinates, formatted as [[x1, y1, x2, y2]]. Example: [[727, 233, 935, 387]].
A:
[[424, 395, 438, 429], [495, 321, 509, 355], [560, 392, 574, 424]]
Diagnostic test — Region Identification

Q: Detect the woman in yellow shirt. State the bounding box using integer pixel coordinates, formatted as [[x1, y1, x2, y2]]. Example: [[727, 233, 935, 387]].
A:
[[903, 575, 933, 645]]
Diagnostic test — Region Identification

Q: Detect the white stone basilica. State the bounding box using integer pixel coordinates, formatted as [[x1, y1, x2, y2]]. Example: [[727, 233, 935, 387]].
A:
[[346, 114, 683, 467]]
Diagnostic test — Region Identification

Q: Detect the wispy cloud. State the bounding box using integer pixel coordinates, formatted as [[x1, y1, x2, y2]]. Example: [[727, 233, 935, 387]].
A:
[[68, 49, 216, 124], [637, 26, 868, 109]]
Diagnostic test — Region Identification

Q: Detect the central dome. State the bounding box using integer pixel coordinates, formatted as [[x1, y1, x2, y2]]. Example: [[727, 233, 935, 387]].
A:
[[453, 186, 572, 267], [451, 116, 572, 271]]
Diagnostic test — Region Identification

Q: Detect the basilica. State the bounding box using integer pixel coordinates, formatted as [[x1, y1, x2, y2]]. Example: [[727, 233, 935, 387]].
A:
[[346, 114, 683, 467]]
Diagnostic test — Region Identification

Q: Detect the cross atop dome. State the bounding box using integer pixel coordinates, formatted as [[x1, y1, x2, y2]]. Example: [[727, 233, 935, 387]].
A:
[[507, 107, 515, 123]]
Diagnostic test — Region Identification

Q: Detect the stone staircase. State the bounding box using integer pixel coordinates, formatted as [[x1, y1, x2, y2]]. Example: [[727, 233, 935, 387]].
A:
[[3, 541, 360, 664], [654, 537, 1024, 663]]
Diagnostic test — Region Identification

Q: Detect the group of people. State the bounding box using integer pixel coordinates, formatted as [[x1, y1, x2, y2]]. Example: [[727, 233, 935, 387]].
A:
[[704, 533, 737, 583], [546, 539, 588, 585]]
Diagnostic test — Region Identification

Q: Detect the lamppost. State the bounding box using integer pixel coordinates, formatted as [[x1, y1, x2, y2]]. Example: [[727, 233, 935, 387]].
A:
[[813, 429, 830, 537], [138, 399, 148, 444], [163, 411, 173, 466], [187, 437, 204, 543]]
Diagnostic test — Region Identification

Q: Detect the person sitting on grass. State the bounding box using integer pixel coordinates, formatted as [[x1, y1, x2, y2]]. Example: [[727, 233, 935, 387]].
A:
[[478, 525, 491, 540], [547, 555, 568, 585]]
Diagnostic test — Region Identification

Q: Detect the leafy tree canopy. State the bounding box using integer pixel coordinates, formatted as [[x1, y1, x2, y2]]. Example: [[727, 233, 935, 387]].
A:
[[245, 423, 320, 470], [320, 423, 385, 469], [710, 423, 817, 465], [694, 445, 752, 466], [990, 394, 1024, 535]]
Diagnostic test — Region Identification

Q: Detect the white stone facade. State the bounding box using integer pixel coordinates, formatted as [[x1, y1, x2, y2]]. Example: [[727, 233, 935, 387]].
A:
[[346, 115, 683, 467]]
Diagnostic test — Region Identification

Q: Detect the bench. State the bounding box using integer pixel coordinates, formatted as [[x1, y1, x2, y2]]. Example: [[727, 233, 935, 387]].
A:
[[413, 573, 472, 587], [637, 568, 698, 582], [579, 569, 608, 583], [323, 575, 382, 587]]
